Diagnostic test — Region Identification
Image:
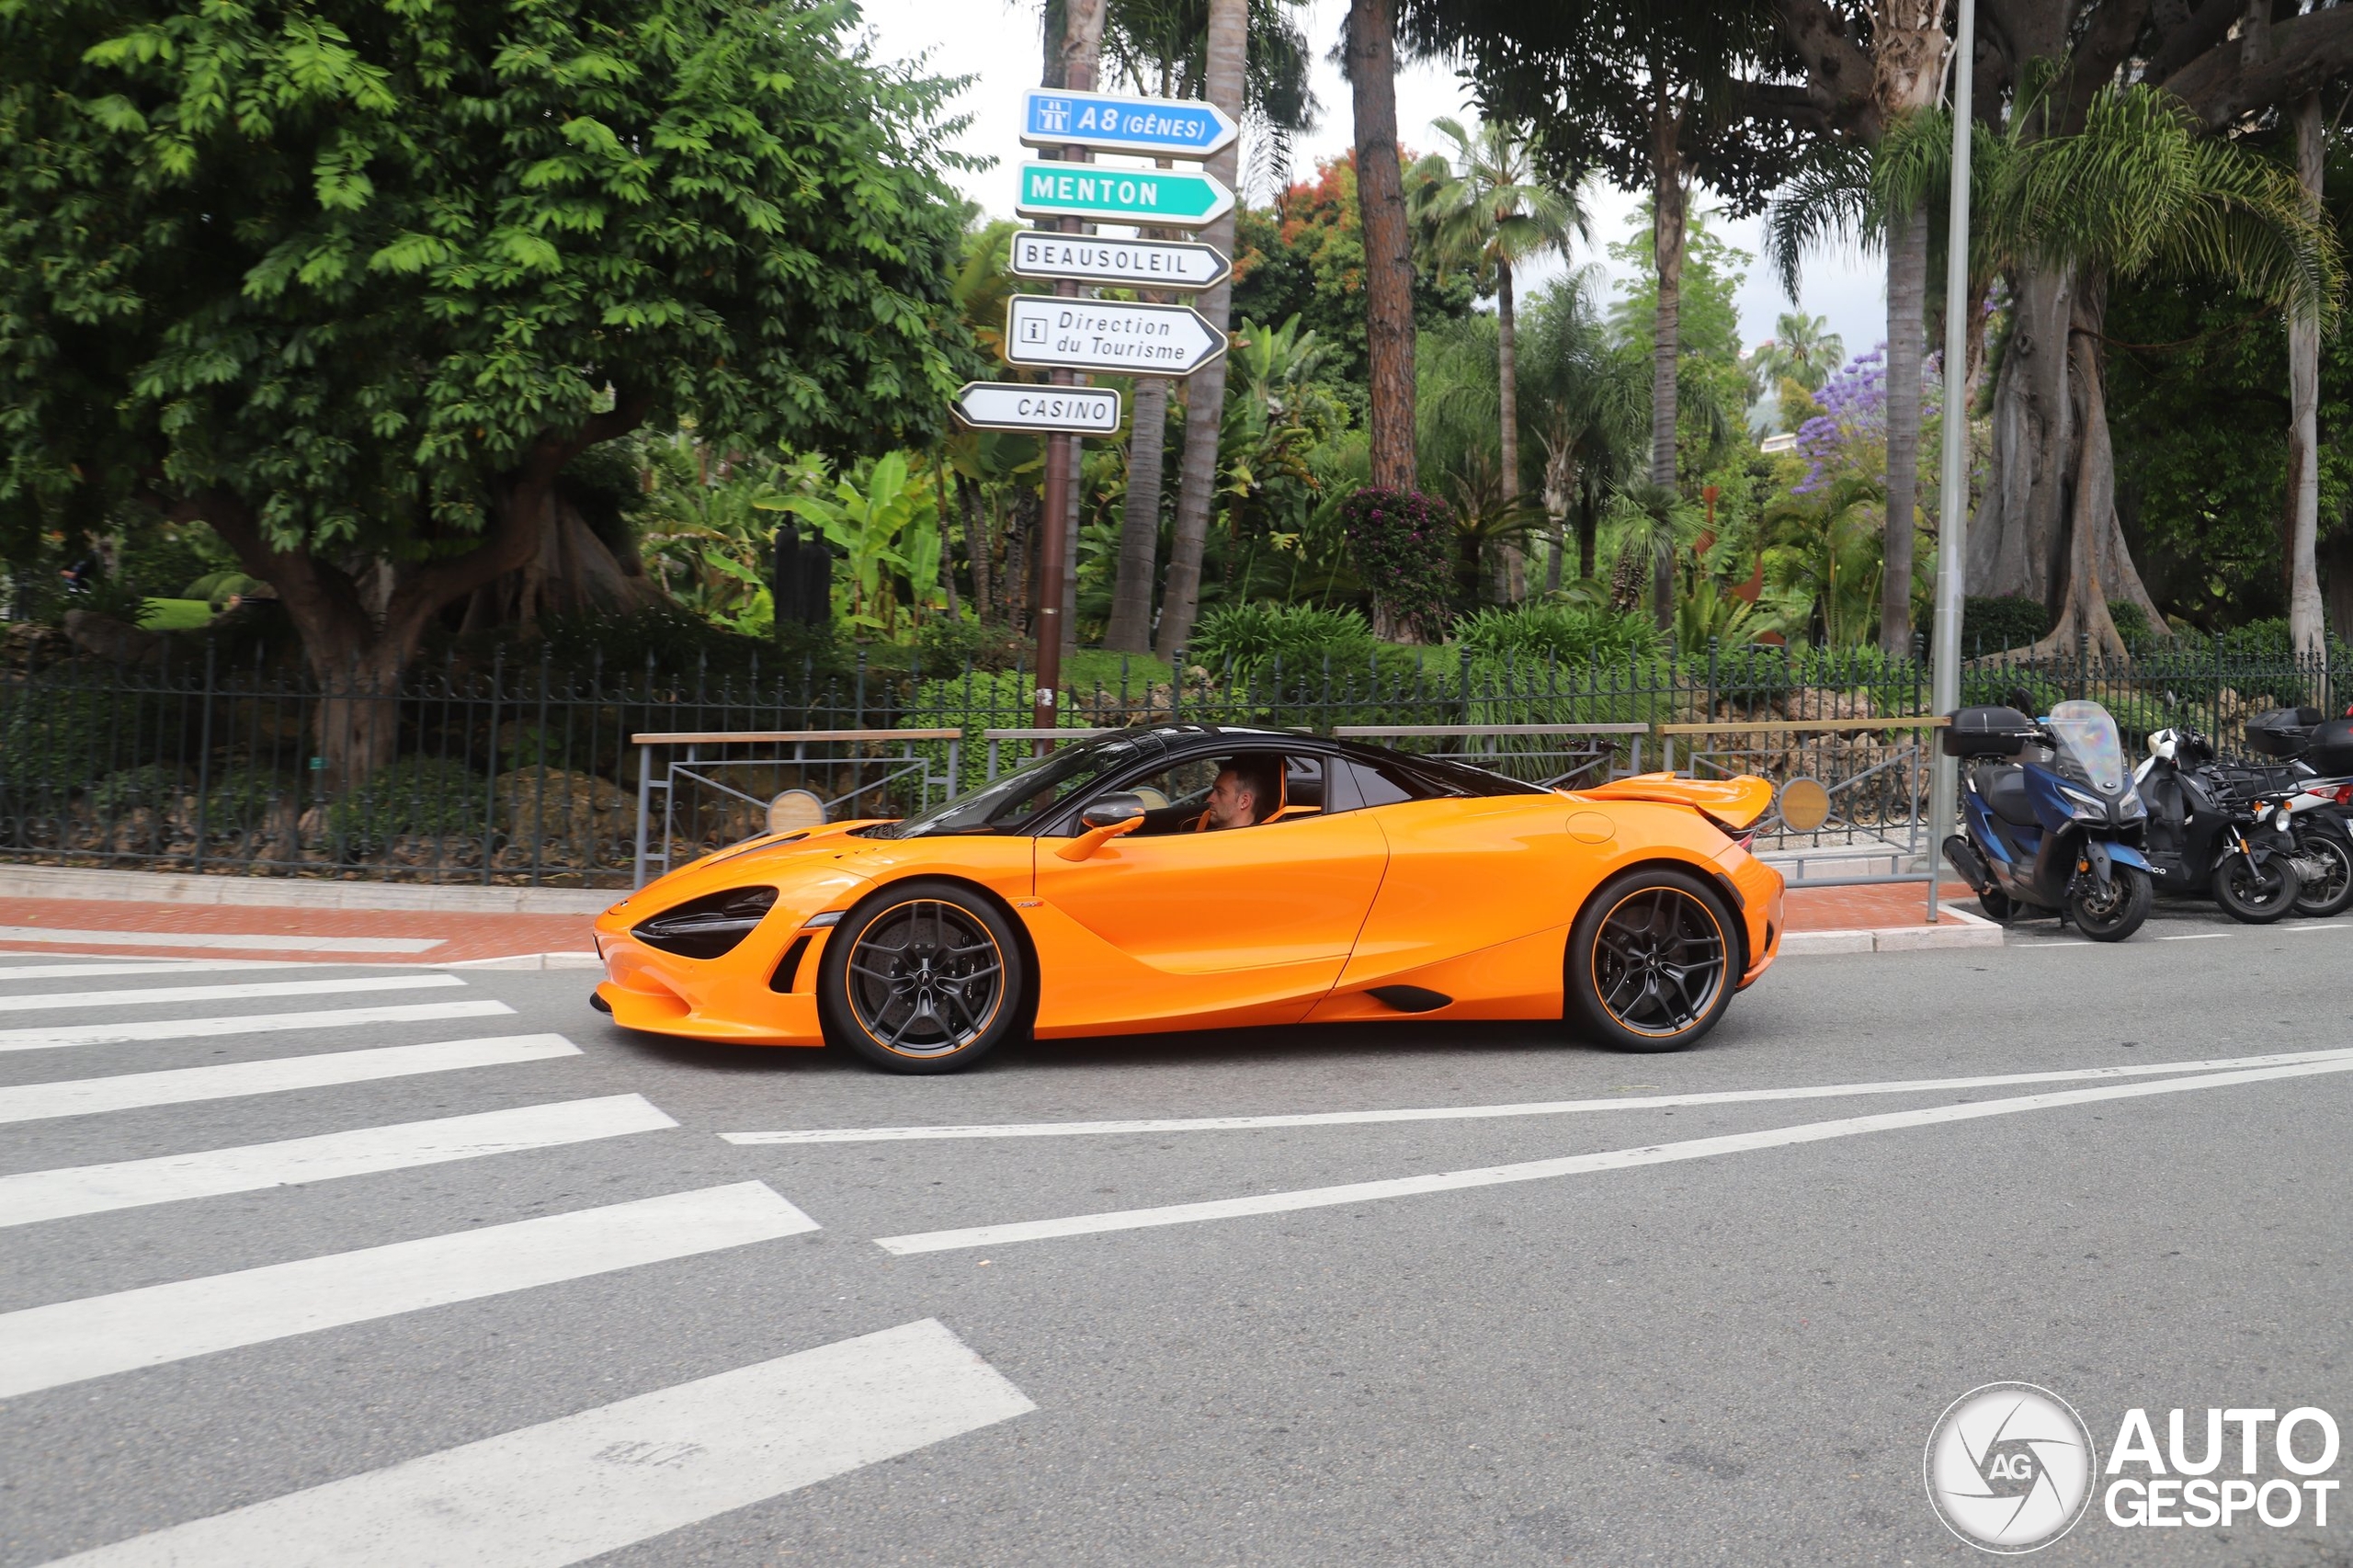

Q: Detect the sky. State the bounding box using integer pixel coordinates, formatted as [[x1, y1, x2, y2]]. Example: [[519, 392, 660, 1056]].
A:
[[859, 0, 1890, 362]]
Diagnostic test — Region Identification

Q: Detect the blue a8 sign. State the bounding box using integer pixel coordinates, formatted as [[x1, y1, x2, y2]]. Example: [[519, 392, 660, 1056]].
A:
[[1019, 88, 1238, 159]]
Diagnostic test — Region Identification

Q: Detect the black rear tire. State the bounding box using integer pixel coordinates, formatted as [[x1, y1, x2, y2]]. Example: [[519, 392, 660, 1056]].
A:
[[2212, 850, 2302, 925], [1566, 869, 1739, 1053], [2290, 829, 2353, 917], [1977, 886, 2012, 922], [818, 880, 1028, 1074], [2067, 865, 2152, 941]]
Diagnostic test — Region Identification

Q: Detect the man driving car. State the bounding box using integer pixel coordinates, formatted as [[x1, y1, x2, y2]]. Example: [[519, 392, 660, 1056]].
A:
[[1202, 755, 1282, 831]]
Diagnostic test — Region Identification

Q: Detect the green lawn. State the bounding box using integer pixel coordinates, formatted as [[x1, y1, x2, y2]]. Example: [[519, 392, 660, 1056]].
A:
[[141, 597, 217, 631], [1063, 648, 1172, 691]]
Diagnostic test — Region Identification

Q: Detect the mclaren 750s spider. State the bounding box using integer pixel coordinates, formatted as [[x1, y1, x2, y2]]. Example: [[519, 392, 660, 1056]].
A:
[[592, 723, 1784, 1073]]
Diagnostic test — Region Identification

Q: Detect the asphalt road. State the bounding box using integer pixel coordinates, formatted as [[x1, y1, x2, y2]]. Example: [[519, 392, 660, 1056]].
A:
[[5, 900, 2352, 1567]]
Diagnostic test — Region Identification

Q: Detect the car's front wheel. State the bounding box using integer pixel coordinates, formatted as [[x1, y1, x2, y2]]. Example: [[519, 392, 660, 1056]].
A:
[[1566, 869, 1738, 1052], [818, 880, 1027, 1074]]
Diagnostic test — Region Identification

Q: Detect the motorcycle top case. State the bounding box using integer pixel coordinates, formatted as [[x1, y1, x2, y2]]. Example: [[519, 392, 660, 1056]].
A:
[[2310, 717, 2353, 775], [2245, 706, 2323, 759], [1943, 706, 2036, 758]]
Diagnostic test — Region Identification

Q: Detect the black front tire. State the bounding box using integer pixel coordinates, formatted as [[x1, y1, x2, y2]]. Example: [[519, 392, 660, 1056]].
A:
[[1566, 869, 1739, 1053], [818, 880, 1028, 1074], [2212, 851, 2302, 925], [2068, 865, 2152, 941]]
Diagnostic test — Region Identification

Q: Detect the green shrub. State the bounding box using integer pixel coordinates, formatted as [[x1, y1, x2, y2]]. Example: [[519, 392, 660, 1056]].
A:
[[901, 668, 1095, 798], [1190, 602, 1377, 678], [0, 687, 120, 791], [1960, 596, 2050, 654], [89, 764, 188, 817], [324, 757, 489, 855], [203, 767, 296, 834], [2106, 601, 2154, 649], [1451, 603, 1662, 668], [1339, 488, 1453, 641]]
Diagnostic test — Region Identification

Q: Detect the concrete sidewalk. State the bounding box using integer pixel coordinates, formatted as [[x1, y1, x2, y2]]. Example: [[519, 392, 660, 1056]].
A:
[[0, 865, 1996, 964]]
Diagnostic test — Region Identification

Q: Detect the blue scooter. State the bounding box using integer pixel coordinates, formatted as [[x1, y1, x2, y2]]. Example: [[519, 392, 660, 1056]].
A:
[[1940, 699, 2156, 941]]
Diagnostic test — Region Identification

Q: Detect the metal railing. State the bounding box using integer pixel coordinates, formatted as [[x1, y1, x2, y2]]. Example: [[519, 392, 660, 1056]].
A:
[[0, 630, 2336, 887]]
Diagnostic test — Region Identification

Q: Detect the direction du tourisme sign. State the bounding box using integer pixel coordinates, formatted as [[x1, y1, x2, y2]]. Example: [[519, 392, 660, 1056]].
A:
[[1002, 297, 1226, 377]]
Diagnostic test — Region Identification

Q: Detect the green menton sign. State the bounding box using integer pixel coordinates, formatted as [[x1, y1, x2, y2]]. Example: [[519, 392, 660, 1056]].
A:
[[1013, 162, 1233, 228]]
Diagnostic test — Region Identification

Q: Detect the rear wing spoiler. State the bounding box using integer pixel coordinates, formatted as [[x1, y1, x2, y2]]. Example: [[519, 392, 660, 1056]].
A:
[[1574, 772, 1774, 832]]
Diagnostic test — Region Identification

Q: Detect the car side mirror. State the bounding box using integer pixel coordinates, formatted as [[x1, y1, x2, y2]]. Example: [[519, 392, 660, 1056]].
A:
[[1060, 793, 1146, 861]]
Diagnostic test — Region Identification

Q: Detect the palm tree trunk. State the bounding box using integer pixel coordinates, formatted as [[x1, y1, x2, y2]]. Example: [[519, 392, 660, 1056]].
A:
[[1347, 0, 1417, 494], [956, 473, 991, 621], [1153, 0, 1245, 662], [1647, 88, 1685, 631], [1495, 254, 1526, 602], [2288, 91, 2325, 657], [1105, 374, 1167, 652], [1881, 196, 1927, 654]]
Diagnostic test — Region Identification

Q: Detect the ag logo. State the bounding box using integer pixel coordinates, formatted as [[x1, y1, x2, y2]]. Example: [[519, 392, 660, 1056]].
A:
[[1925, 1382, 2097, 1553]]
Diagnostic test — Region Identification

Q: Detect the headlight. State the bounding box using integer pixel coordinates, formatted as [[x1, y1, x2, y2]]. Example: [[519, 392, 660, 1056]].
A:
[[2059, 785, 2110, 820], [631, 887, 779, 959]]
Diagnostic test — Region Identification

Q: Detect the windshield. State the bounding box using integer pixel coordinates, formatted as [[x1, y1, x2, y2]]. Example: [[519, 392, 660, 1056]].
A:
[[869, 733, 1160, 839], [2046, 700, 2127, 793]]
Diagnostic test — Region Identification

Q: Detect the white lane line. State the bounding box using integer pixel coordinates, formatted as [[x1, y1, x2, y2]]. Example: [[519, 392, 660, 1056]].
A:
[[0, 1096, 677, 1228], [40, 1318, 1032, 1568], [728, 1046, 2353, 1146], [0, 999, 513, 1053], [0, 972, 462, 1015], [2158, 932, 2234, 940], [2285, 922, 2353, 931], [0, 1182, 816, 1399], [0, 926, 441, 953], [875, 1056, 2353, 1256], [0, 1035, 582, 1126], [0, 960, 325, 981]]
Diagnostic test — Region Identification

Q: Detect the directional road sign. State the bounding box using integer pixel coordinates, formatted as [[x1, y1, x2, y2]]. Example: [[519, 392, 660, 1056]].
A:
[[1015, 161, 1233, 229], [1008, 231, 1231, 291], [1019, 88, 1239, 160], [953, 381, 1123, 436], [1003, 297, 1228, 377]]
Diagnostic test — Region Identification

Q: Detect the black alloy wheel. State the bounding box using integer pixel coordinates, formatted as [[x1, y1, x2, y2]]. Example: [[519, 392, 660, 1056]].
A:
[[2290, 829, 2353, 917], [818, 880, 1027, 1073], [2067, 863, 2152, 941], [1566, 869, 1737, 1052], [2211, 845, 2302, 925]]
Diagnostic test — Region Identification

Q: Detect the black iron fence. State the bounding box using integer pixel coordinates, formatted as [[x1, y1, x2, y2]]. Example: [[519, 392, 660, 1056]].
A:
[[0, 634, 2336, 889]]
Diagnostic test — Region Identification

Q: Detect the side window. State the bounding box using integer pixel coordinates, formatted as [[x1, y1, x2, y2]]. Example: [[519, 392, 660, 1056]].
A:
[[1333, 755, 1455, 809]]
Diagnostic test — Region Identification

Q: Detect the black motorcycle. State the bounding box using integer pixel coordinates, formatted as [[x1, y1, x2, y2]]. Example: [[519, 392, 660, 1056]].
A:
[[2131, 727, 2313, 923], [2229, 707, 2353, 917]]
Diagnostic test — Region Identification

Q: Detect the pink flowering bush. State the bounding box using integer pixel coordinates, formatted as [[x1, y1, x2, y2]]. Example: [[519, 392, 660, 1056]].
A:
[[1340, 488, 1454, 643]]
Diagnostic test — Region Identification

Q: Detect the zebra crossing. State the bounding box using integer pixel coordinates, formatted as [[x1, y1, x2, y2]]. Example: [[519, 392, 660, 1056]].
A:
[[0, 955, 1034, 1566]]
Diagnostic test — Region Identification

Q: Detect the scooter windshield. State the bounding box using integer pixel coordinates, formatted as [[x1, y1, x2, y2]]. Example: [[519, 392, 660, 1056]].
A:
[[2046, 699, 2128, 793]]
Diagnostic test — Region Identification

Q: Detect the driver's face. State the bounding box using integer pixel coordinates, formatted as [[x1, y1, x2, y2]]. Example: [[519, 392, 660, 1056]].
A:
[[1205, 768, 1255, 830]]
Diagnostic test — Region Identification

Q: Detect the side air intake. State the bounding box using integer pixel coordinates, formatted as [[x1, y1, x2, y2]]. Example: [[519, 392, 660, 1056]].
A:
[[1368, 985, 1452, 1014]]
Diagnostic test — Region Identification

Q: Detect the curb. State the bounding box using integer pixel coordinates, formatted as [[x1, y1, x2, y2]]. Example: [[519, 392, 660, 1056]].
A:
[[439, 952, 605, 971], [0, 865, 614, 915], [1781, 911, 2003, 955]]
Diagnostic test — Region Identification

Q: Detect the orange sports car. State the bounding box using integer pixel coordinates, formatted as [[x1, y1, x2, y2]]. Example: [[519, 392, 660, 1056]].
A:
[[592, 723, 1784, 1073]]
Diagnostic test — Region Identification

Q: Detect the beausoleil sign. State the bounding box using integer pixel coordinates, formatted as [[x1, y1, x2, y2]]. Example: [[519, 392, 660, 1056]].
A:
[[1018, 88, 1238, 159], [952, 381, 1123, 436], [1007, 231, 1231, 291], [1013, 162, 1233, 228], [1002, 297, 1227, 377]]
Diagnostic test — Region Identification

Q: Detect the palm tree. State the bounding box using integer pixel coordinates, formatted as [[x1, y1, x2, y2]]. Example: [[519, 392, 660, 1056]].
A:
[[1516, 269, 1649, 591], [1344, 0, 1417, 497], [1406, 116, 1588, 601], [1746, 312, 1844, 395]]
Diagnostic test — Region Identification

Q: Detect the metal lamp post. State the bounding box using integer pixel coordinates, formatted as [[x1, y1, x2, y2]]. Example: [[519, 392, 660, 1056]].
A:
[[1925, 0, 1976, 923]]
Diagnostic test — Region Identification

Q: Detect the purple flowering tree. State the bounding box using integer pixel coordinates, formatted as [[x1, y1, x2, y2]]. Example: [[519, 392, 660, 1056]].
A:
[[1341, 488, 1455, 643]]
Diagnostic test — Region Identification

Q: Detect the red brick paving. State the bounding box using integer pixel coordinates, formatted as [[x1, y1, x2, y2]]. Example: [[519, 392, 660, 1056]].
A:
[[0, 898, 600, 963], [1782, 881, 1981, 931]]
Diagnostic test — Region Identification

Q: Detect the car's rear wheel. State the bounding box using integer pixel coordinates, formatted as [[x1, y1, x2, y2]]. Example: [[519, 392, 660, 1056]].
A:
[[1566, 869, 1737, 1052], [818, 880, 1026, 1074]]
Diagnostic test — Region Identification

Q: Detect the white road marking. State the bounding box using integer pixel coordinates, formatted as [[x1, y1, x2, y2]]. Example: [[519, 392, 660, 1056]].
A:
[[2284, 922, 2352, 931], [874, 1056, 2353, 1256], [2158, 932, 2234, 940], [0, 926, 441, 953], [0, 1035, 582, 1125], [0, 960, 320, 982], [39, 1318, 1032, 1568], [0, 1182, 817, 1399], [0, 999, 512, 1053], [0, 972, 462, 1015], [0, 1096, 677, 1228], [729, 1046, 2353, 1146]]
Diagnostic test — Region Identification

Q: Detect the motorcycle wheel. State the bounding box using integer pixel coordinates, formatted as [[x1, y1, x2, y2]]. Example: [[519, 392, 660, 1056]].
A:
[[2290, 831, 2353, 918], [2212, 851, 2302, 925], [2068, 866, 2152, 941]]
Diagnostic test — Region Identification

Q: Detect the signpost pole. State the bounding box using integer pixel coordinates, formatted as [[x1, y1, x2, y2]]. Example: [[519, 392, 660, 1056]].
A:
[[1031, 65, 1098, 744], [1926, 0, 1976, 926]]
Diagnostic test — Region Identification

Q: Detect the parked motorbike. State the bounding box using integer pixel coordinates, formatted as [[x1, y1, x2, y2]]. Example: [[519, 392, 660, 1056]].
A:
[[1940, 699, 2156, 941], [2131, 727, 2313, 923], [2222, 707, 2353, 917]]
